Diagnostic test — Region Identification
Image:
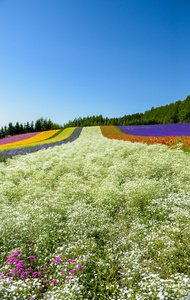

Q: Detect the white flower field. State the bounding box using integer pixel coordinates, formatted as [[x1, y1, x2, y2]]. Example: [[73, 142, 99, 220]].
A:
[[0, 126, 190, 299]]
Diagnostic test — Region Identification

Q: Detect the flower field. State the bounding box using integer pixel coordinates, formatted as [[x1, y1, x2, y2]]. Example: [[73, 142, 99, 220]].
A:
[[101, 125, 190, 150], [0, 132, 41, 145], [0, 128, 81, 162], [1, 126, 190, 299], [0, 130, 60, 149], [117, 123, 190, 137]]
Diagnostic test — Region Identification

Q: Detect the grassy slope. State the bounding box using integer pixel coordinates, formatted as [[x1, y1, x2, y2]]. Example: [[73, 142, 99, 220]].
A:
[[0, 127, 190, 299]]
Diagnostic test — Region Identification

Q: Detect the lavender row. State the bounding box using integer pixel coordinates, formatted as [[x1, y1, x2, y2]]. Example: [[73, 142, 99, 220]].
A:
[[0, 127, 83, 162], [0, 132, 41, 145], [117, 123, 190, 137]]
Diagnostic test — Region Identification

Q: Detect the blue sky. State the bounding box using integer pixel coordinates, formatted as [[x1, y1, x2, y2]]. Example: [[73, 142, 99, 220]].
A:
[[0, 0, 190, 127]]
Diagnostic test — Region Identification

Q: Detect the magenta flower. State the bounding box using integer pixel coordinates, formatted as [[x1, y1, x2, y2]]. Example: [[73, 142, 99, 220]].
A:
[[43, 280, 48, 283], [21, 271, 28, 278], [67, 259, 76, 263], [78, 265, 83, 270], [7, 256, 17, 264], [16, 268, 23, 275], [13, 251, 21, 257], [10, 269, 16, 275], [16, 260, 25, 269], [69, 270, 75, 275], [56, 257, 61, 262], [65, 278, 69, 282], [32, 272, 38, 278], [52, 260, 56, 264], [26, 267, 32, 271], [43, 266, 47, 269], [52, 279, 57, 284], [28, 256, 37, 259], [62, 270, 65, 275]]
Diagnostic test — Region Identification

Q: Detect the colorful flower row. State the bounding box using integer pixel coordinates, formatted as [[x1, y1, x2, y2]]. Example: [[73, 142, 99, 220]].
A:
[[117, 123, 190, 137], [0, 130, 60, 148], [100, 125, 190, 149], [0, 132, 41, 145], [0, 127, 83, 161]]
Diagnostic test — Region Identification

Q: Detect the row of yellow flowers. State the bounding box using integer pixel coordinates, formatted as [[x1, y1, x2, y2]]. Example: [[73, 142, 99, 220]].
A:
[[0, 130, 59, 149]]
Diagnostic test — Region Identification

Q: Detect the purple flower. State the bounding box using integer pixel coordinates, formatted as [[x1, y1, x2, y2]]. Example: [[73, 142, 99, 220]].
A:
[[28, 256, 37, 259], [77, 265, 83, 270], [65, 278, 69, 282], [26, 267, 32, 271], [62, 270, 65, 275], [10, 269, 16, 275], [43, 280, 48, 283], [52, 260, 56, 264]]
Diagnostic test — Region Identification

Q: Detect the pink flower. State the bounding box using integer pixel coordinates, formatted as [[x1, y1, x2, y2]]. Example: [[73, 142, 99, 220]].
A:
[[65, 278, 69, 282], [43, 266, 47, 269], [78, 265, 83, 270], [52, 279, 57, 284], [43, 280, 48, 283], [52, 260, 56, 264], [38, 271, 41, 275], [28, 256, 37, 259], [62, 270, 65, 275], [26, 267, 32, 271], [10, 269, 15, 275], [56, 257, 61, 262]]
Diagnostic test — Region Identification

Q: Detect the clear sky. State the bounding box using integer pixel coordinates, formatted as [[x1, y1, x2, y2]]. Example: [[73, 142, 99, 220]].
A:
[[0, 0, 190, 127]]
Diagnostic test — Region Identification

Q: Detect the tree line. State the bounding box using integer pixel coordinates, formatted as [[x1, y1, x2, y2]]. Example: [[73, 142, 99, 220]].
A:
[[0, 118, 62, 139], [1, 94, 190, 139], [63, 94, 190, 128]]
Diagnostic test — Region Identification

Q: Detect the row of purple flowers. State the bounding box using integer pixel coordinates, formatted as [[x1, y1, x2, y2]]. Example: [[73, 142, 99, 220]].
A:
[[0, 127, 83, 162], [117, 123, 190, 137]]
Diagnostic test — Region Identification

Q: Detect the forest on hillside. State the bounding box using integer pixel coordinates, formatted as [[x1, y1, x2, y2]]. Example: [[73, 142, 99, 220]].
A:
[[1, 95, 190, 139], [64, 94, 190, 127]]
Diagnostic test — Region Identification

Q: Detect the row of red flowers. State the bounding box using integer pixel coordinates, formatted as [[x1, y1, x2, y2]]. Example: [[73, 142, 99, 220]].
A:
[[100, 126, 190, 149]]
